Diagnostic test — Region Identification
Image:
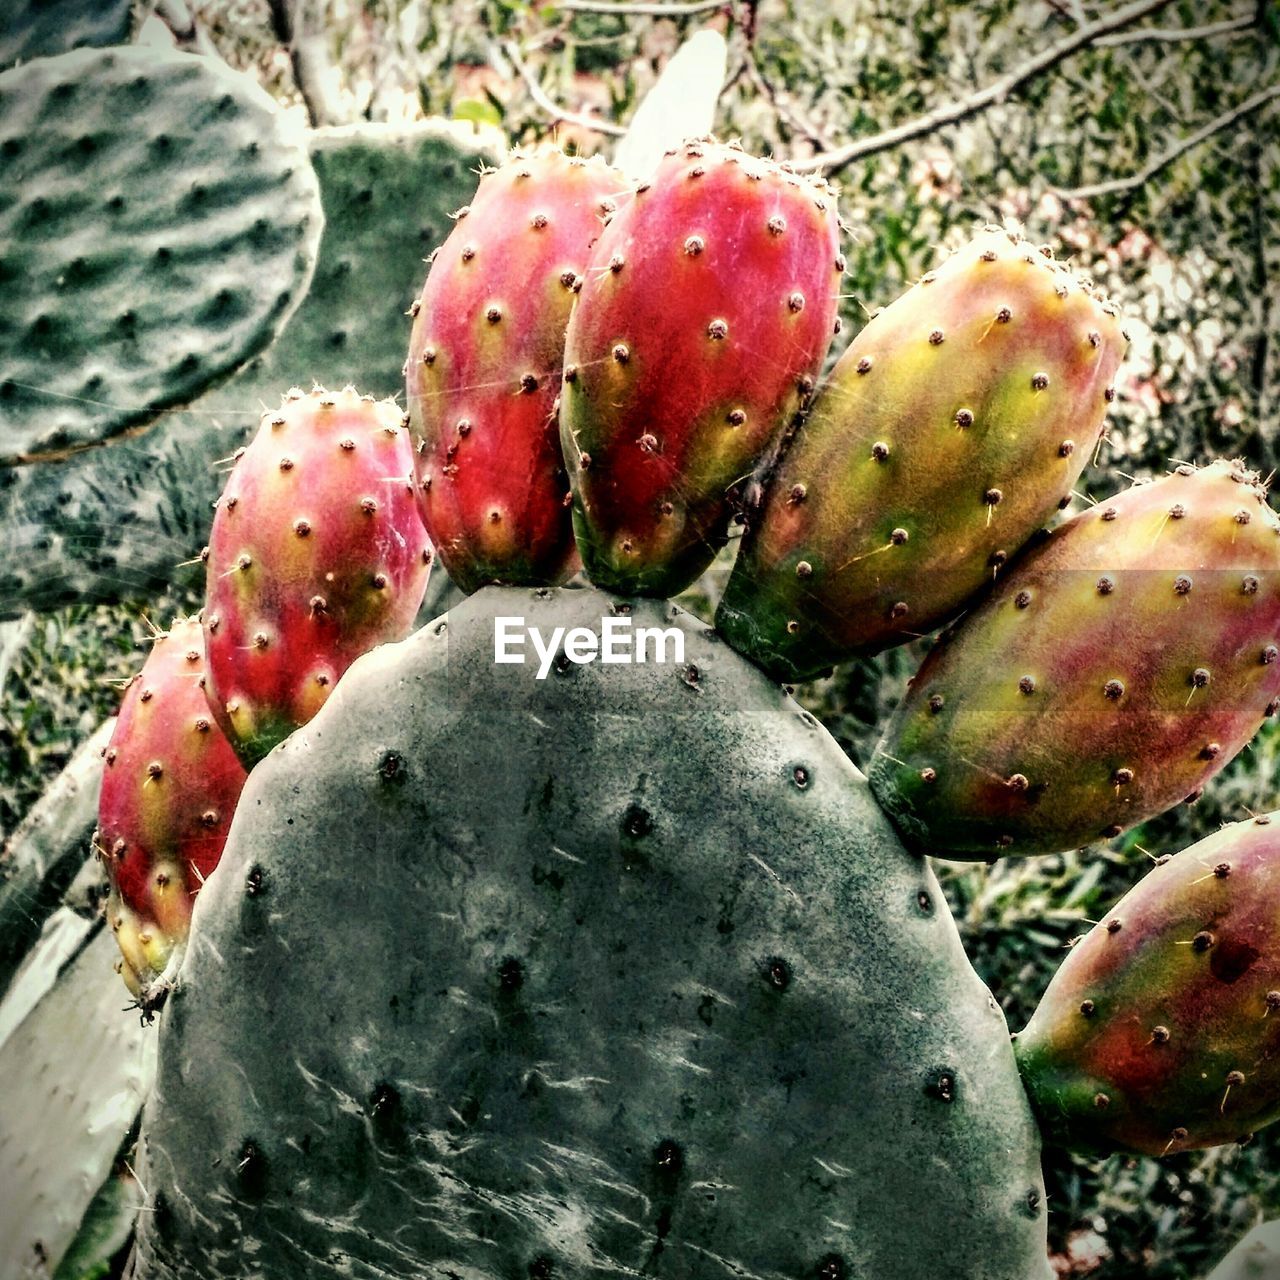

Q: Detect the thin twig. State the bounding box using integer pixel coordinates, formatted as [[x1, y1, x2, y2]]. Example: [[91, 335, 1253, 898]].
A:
[[791, 0, 1178, 175], [1056, 82, 1280, 199], [1043, 0, 1087, 25], [552, 0, 728, 15], [1096, 13, 1257, 45], [502, 40, 628, 137], [742, 50, 834, 151], [1248, 139, 1273, 445]]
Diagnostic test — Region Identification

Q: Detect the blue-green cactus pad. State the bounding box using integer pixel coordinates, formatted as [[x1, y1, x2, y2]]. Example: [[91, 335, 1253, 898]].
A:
[[1206, 1221, 1280, 1280], [136, 586, 1051, 1280], [0, 0, 134, 72], [0, 44, 321, 464], [0, 120, 498, 616], [0, 926, 155, 1278]]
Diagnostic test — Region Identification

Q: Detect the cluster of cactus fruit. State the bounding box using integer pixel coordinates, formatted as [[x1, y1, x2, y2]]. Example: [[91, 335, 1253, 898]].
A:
[[0, 18, 1222, 1261], [72, 127, 1280, 1280], [96, 388, 433, 1003]]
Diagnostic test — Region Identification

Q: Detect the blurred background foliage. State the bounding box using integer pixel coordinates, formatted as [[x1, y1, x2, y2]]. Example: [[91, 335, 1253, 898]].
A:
[[2, 1, 1278, 1275]]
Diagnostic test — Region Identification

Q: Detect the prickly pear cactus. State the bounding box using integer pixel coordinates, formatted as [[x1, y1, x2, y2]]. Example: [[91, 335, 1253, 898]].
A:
[[0, 45, 322, 465], [0, 0, 134, 72], [0, 719, 112, 997], [202, 386, 432, 767], [0, 927, 156, 1280], [869, 460, 1280, 859], [0, 121, 495, 620], [407, 148, 624, 592], [135, 587, 1050, 1280], [716, 228, 1127, 680], [97, 620, 247, 1001], [561, 139, 842, 597], [1206, 1221, 1280, 1280], [612, 30, 727, 181], [1016, 812, 1280, 1157]]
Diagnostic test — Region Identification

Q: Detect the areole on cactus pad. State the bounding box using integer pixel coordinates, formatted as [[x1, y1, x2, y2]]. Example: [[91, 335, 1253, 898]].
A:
[[406, 147, 625, 593], [1016, 812, 1280, 1157], [96, 619, 246, 1005], [716, 227, 1127, 681], [560, 137, 842, 598], [869, 460, 1280, 859], [202, 385, 433, 768]]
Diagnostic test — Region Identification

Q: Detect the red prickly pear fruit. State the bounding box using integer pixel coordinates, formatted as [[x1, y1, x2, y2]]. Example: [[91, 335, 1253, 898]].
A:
[[97, 619, 247, 1004], [406, 148, 625, 593], [560, 137, 842, 598], [868, 459, 1280, 859], [716, 227, 1128, 680], [1015, 812, 1280, 1156], [203, 385, 432, 768]]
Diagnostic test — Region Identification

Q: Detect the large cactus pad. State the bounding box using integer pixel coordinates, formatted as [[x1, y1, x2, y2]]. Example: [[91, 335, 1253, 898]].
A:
[[0, 45, 321, 465], [0, 121, 497, 618], [0, 0, 133, 72], [136, 586, 1049, 1280], [0, 926, 156, 1279]]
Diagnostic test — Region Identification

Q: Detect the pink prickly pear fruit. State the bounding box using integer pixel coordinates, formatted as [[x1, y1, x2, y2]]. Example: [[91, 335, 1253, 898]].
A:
[[868, 459, 1280, 859], [716, 227, 1127, 681], [96, 619, 247, 1004], [560, 138, 842, 597], [1015, 812, 1280, 1156], [406, 148, 625, 593], [203, 386, 432, 768]]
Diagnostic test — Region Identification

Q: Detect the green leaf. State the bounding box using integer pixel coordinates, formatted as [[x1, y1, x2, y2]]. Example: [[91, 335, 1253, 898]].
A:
[[453, 95, 504, 128]]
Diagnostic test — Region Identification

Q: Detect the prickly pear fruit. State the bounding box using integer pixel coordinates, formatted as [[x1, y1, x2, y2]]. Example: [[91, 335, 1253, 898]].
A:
[[203, 386, 432, 768], [561, 138, 842, 597], [716, 228, 1127, 680], [405, 148, 624, 593], [1015, 812, 1280, 1156], [96, 619, 247, 1005], [868, 460, 1280, 859]]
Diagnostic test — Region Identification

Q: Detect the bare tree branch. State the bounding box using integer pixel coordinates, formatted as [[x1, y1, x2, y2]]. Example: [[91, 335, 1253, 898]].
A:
[[267, 0, 341, 127], [790, 0, 1178, 175], [742, 49, 834, 152], [1096, 13, 1257, 46], [1055, 82, 1280, 199], [551, 0, 728, 15], [1043, 0, 1087, 26], [502, 40, 628, 138], [151, 0, 220, 55]]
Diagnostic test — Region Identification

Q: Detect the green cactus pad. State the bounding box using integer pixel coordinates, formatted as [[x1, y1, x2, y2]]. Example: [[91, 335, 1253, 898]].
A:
[[0, 44, 322, 466], [0, 0, 134, 72], [0, 121, 498, 618], [0, 906, 95, 1046], [0, 719, 111, 999], [136, 586, 1050, 1280], [0, 926, 155, 1279], [276, 121, 504, 392]]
